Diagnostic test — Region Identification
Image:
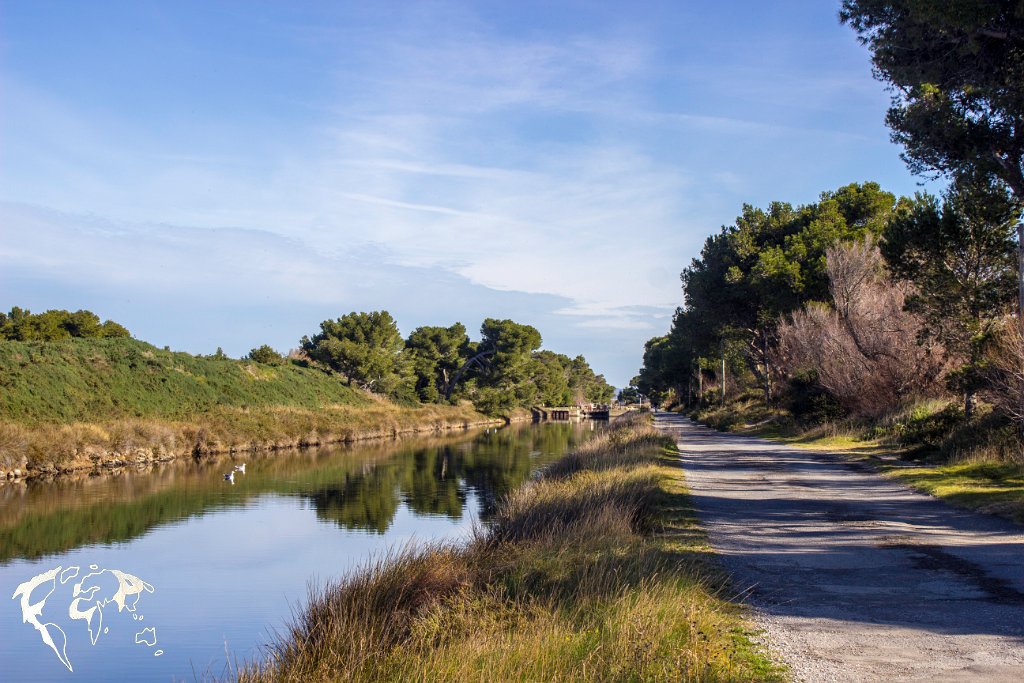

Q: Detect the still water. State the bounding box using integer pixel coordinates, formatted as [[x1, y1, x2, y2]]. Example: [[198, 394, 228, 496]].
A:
[[0, 421, 601, 682]]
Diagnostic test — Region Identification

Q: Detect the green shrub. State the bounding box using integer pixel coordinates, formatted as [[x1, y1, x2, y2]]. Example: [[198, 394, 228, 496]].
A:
[[247, 344, 285, 365]]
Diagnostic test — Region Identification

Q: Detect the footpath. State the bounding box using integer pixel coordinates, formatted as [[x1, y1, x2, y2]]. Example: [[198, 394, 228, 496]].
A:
[[657, 413, 1024, 682]]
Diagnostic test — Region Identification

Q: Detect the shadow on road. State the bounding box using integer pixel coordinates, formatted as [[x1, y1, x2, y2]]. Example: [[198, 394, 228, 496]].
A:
[[657, 413, 1024, 643]]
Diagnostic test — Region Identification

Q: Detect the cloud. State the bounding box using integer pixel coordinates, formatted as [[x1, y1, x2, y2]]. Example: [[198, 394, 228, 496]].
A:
[[0, 201, 667, 386], [0, 1, 928, 388]]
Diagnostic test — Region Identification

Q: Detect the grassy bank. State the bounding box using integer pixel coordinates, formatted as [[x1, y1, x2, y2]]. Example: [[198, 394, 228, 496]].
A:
[[237, 415, 779, 682], [692, 397, 1024, 524], [0, 337, 372, 423], [0, 338, 495, 474]]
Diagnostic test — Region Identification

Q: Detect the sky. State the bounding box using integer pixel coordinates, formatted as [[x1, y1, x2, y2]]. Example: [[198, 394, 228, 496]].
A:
[[0, 1, 935, 389]]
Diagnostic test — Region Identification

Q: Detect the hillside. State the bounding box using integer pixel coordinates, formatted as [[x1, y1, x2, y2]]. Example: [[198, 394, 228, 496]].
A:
[[0, 338, 370, 424], [0, 338, 493, 473]]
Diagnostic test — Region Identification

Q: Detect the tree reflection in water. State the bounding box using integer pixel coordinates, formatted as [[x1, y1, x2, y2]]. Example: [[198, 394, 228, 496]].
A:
[[0, 422, 602, 561]]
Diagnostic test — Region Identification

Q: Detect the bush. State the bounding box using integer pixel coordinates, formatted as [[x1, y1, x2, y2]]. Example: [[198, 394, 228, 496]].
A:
[[784, 369, 846, 424], [776, 239, 951, 417], [247, 344, 284, 365], [984, 320, 1024, 425], [0, 307, 130, 341]]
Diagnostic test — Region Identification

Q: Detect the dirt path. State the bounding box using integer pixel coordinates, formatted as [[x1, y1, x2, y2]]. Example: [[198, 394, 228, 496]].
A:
[[656, 413, 1024, 682]]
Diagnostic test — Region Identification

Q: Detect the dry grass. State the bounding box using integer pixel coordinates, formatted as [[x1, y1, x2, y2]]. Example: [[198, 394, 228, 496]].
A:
[[0, 403, 494, 472], [235, 415, 781, 683]]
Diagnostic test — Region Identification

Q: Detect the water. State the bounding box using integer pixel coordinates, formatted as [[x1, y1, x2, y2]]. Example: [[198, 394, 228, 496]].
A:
[[0, 421, 601, 682]]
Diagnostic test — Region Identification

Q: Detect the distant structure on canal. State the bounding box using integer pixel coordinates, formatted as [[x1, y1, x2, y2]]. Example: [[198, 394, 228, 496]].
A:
[[532, 404, 613, 421]]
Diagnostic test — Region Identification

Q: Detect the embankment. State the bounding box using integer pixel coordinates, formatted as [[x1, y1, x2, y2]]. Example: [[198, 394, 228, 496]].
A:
[[0, 338, 499, 479], [237, 414, 779, 682]]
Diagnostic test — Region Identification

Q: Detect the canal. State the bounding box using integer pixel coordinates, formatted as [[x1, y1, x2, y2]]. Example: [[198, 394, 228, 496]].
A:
[[0, 421, 602, 682]]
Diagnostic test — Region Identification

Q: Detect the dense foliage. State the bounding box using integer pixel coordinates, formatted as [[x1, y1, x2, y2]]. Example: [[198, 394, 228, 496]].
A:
[[634, 3, 1024, 451], [247, 344, 286, 365], [298, 312, 613, 414], [636, 182, 898, 408], [405, 323, 469, 403], [637, 179, 1017, 422], [883, 176, 1018, 414], [0, 307, 130, 341], [841, 0, 1024, 312], [301, 311, 412, 400], [841, 1, 1024, 196]]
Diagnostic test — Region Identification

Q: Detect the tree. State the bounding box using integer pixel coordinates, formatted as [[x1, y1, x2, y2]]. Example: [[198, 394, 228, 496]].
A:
[[405, 323, 469, 403], [528, 351, 614, 406], [247, 344, 285, 365], [618, 385, 641, 404], [882, 176, 1018, 415], [677, 183, 897, 402], [530, 351, 573, 406], [564, 354, 614, 404], [455, 319, 543, 414], [841, 1, 1024, 311], [100, 320, 131, 338], [301, 311, 412, 397], [0, 307, 131, 341], [471, 319, 543, 413]]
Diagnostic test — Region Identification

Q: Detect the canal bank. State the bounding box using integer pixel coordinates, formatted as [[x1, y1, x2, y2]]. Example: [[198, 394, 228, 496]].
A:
[[0, 402, 507, 482]]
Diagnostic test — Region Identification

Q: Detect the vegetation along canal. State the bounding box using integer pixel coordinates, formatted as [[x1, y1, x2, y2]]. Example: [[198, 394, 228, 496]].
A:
[[0, 421, 603, 682]]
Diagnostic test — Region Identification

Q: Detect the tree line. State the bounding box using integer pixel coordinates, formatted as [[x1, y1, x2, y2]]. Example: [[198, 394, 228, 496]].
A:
[[635, 175, 1019, 423], [296, 312, 614, 413], [0, 307, 131, 341], [638, 1, 1024, 431], [0, 305, 613, 416]]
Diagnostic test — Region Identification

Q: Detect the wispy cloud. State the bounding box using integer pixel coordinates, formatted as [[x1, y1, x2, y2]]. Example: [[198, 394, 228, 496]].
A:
[[0, 1, 928, 386]]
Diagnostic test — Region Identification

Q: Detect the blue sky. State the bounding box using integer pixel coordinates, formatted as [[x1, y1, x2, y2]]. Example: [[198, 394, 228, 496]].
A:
[[0, 1, 933, 388]]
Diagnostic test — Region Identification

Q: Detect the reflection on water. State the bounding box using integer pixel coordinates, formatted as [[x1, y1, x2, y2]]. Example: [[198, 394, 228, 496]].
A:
[[0, 421, 600, 682]]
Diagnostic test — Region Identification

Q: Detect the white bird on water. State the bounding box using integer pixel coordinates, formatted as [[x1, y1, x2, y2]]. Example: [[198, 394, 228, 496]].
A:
[[234, 463, 246, 474]]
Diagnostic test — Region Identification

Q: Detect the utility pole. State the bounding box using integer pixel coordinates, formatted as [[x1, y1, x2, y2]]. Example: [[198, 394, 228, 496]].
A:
[[721, 353, 726, 407], [697, 363, 703, 407], [763, 332, 771, 405]]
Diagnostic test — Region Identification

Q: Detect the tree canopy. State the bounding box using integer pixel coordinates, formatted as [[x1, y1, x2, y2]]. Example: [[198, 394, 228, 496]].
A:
[[0, 307, 131, 341], [298, 313, 611, 415], [841, 1, 1024, 311], [247, 344, 285, 365], [301, 311, 412, 398], [405, 323, 469, 403], [464, 319, 545, 414], [841, 1, 1024, 195], [640, 183, 898, 404], [882, 175, 1018, 413]]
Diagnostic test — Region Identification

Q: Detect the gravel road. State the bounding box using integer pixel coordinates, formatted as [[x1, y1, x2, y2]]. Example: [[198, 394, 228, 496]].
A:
[[656, 413, 1024, 682]]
